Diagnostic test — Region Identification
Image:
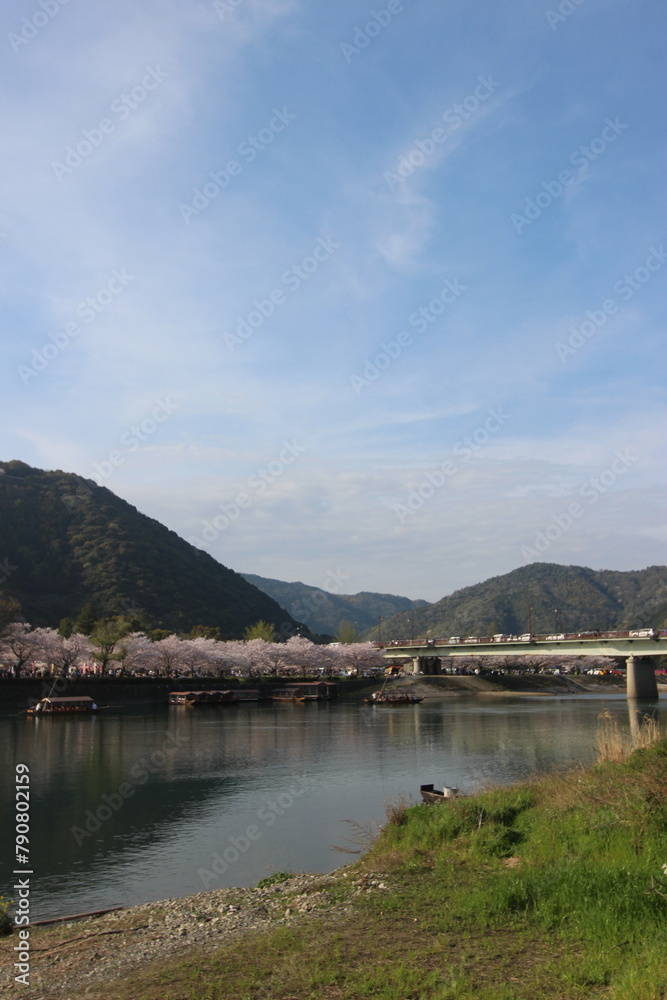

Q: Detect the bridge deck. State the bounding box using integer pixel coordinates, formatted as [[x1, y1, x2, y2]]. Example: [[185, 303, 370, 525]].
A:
[[382, 637, 665, 658]]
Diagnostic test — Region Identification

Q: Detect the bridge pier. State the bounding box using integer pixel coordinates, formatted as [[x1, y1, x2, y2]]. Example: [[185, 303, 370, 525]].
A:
[[626, 656, 658, 700], [409, 656, 441, 675]]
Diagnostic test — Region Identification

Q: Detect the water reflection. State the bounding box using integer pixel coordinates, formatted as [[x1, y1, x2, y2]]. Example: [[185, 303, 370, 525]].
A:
[[0, 694, 662, 920]]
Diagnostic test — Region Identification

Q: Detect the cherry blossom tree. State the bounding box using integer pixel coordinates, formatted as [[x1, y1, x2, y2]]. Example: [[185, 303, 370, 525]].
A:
[[152, 634, 188, 677], [115, 632, 155, 676], [179, 636, 221, 677], [217, 640, 256, 677], [0, 623, 41, 678], [282, 635, 324, 675], [30, 628, 90, 676], [330, 642, 385, 676]]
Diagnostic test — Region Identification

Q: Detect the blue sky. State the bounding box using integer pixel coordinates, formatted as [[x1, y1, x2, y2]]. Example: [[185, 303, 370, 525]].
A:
[[1, 0, 665, 603]]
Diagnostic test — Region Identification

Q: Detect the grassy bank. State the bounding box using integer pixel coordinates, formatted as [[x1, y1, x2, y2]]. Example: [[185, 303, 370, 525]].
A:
[[50, 720, 667, 1000]]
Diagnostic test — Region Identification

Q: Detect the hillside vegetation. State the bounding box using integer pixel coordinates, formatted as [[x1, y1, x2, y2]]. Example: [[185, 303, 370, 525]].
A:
[[241, 572, 427, 636], [0, 460, 301, 637], [360, 562, 667, 641]]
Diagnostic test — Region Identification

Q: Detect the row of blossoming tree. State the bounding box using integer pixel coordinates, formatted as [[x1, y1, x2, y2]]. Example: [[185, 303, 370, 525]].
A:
[[0, 623, 388, 679], [0, 621, 620, 680]]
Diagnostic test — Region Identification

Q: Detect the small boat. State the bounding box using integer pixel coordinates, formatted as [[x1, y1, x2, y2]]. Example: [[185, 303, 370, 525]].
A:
[[168, 690, 237, 706], [420, 783, 459, 804], [364, 690, 424, 704], [26, 696, 103, 715]]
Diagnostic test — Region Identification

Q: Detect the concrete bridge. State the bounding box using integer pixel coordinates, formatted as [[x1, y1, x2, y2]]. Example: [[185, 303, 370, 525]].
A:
[[381, 634, 665, 699]]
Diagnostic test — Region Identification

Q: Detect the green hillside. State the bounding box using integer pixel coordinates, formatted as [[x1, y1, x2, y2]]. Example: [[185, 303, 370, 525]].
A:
[[0, 460, 302, 637], [359, 562, 667, 641], [241, 572, 427, 636]]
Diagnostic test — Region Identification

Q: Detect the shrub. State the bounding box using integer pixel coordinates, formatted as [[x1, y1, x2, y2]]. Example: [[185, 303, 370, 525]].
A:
[[256, 872, 293, 889]]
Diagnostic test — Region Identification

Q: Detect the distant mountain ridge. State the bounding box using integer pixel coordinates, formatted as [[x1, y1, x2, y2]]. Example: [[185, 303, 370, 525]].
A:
[[356, 563, 667, 641], [0, 460, 302, 637], [240, 572, 427, 637], [3, 461, 664, 645]]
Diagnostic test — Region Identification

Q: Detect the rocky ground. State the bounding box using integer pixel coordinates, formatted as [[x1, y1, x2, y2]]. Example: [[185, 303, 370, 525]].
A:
[[0, 868, 388, 999]]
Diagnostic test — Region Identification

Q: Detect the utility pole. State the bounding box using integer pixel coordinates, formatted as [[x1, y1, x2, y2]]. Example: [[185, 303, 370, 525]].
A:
[[377, 616, 384, 646]]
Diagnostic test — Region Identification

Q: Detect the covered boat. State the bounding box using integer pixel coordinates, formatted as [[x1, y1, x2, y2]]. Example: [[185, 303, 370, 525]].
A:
[[365, 690, 423, 704], [270, 688, 307, 702], [27, 696, 100, 715]]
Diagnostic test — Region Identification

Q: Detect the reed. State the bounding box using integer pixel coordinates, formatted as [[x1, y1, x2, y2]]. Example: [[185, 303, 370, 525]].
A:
[[596, 711, 661, 762]]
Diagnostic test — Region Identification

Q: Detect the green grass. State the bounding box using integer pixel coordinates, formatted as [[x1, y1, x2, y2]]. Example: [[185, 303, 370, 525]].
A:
[[61, 738, 667, 999]]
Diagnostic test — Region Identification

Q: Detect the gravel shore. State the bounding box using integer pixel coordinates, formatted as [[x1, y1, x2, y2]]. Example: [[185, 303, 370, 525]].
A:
[[0, 868, 389, 999]]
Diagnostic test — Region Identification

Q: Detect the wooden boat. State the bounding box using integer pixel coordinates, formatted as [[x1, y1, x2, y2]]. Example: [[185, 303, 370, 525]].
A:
[[420, 783, 459, 804], [168, 690, 237, 706], [27, 696, 102, 715], [364, 690, 423, 704], [233, 688, 262, 701], [270, 689, 307, 702]]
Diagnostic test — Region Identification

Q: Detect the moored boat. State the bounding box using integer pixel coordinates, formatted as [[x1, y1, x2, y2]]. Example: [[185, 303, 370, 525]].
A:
[[420, 783, 459, 804], [270, 689, 307, 702]]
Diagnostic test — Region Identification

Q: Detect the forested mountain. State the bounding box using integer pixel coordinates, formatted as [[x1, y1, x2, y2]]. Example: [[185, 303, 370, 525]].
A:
[[3, 460, 664, 645], [0, 460, 302, 637], [241, 572, 427, 637], [358, 563, 667, 641]]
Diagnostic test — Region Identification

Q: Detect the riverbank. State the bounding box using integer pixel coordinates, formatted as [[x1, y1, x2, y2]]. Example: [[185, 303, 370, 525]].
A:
[[2, 671, 657, 708], [3, 732, 666, 1000], [362, 672, 667, 699]]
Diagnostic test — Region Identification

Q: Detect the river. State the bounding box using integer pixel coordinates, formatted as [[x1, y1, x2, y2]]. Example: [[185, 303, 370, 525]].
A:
[[1, 693, 662, 920]]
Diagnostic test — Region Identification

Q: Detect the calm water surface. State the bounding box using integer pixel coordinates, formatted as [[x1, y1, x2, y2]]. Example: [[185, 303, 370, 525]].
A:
[[1, 693, 663, 920]]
